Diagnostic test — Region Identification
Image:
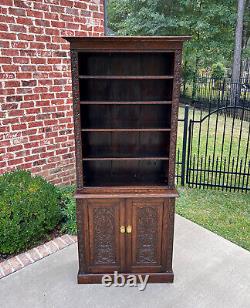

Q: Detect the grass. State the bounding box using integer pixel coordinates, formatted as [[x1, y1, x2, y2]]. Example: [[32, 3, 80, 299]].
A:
[[176, 187, 250, 251]]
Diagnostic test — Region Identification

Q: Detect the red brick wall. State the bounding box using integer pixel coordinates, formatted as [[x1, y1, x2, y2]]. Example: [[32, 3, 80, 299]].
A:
[[0, 0, 104, 185]]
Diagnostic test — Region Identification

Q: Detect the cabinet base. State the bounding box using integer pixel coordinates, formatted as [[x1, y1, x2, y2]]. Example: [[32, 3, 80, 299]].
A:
[[77, 271, 174, 284]]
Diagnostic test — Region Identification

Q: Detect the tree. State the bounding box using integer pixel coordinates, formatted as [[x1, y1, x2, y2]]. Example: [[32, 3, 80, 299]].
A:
[[232, 0, 246, 83], [108, 0, 237, 76]]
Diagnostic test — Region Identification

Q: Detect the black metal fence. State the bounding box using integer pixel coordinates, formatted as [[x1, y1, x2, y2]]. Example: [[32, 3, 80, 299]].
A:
[[176, 77, 250, 191]]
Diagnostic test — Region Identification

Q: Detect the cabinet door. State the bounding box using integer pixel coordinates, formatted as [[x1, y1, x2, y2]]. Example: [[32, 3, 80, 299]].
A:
[[126, 198, 174, 273], [84, 199, 126, 273]]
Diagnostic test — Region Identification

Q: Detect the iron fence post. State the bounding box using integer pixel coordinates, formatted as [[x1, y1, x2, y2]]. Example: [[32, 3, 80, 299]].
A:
[[181, 104, 189, 186]]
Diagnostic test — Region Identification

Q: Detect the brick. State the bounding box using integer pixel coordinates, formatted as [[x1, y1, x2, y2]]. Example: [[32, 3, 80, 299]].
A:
[[14, 0, 30, 8], [29, 42, 45, 49], [13, 57, 29, 64], [0, 88, 15, 96], [17, 253, 33, 267], [0, 57, 12, 64], [18, 33, 34, 41], [5, 80, 21, 88], [35, 19, 50, 27], [1, 261, 13, 276], [2, 65, 19, 72], [44, 241, 59, 254], [36, 245, 50, 258], [8, 109, 24, 116], [1, 0, 14, 6], [6, 95, 22, 102], [1, 49, 18, 57], [17, 87, 32, 94], [50, 5, 65, 13], [26, 249, 41, 262], [26, 9, 43, 18], [61, 234, 75, 245], [29, 26, 44, 34], [16, 72, 32, 79], [0, 32, 17, 40], [21, 65, 36, 72], [7, 145, 23, 152], [8, 257, 23, 272], [8, 158, 23, 166], [9, 24, 27, 33], [11, 41, 28, 48], [21, 80, 37, 87], [8, 7, 26, 16], [52, 238, 66, 250], [16, 17, 33, 25]]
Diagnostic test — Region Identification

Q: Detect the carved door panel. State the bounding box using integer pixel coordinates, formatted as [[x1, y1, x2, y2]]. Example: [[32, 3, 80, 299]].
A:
[[126, 198, 169, 273], [85, 199, 126, 273]]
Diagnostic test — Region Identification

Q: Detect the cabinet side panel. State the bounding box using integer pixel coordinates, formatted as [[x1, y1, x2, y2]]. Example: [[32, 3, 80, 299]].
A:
[[162, 198, 175, 271], [76, 199, 88, 273]]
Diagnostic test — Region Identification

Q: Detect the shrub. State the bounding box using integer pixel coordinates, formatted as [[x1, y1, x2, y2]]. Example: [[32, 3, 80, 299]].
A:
[[0, 170, 62, 254], [211, 62, 225, 79], [59, 185, 77, 235]]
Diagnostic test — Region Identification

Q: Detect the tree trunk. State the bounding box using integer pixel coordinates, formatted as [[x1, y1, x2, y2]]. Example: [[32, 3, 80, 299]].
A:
[[231, 0, 246, 104]]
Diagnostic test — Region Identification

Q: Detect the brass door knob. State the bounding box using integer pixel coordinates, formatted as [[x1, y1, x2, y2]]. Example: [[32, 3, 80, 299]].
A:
[[126, 225, 132, 234], [120, 226, 126, 233]]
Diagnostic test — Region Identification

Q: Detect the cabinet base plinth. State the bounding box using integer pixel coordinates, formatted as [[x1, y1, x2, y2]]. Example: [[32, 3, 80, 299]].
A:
[[77, 271, 174, 284]]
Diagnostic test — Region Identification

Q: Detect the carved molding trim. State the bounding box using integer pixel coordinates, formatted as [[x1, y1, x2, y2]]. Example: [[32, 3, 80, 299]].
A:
[[71, 50, 84, 188], [169, 49, 182, 187]]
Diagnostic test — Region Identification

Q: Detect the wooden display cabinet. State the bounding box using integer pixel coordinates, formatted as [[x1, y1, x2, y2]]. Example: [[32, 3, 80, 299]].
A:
[[65, 36, 190, 283]]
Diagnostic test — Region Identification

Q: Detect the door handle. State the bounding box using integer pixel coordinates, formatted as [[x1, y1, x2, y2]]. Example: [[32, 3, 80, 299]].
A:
[[126, 225, 132, 234], [120, 226, 126, 234]]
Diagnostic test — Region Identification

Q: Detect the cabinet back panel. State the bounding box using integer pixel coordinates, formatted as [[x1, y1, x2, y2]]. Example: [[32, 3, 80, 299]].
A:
[[81, 104, 171, 129], [79, 79, 173, 102], [84, 160, 168, 186], [78, 52, 175, 76], [82, 131, 170, 158]]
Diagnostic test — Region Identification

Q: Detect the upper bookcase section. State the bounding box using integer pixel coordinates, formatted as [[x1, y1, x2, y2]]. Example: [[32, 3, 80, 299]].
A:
[[63, 36, 191, 52]]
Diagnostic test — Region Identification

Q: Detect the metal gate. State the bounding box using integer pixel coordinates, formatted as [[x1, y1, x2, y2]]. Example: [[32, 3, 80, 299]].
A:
[[176, 77, 250, 191]]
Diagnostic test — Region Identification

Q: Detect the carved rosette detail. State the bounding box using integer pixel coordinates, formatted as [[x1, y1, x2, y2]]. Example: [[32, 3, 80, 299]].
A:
[[169, 49, 182, 187], [71, 50, 84, 188], [136, 206, 158, 264], [93, 207, 116, 264]]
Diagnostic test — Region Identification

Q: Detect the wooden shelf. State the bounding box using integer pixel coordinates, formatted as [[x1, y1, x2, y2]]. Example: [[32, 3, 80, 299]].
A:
[[81, 128, 171, 132], [80, 101, 173, 105], [79, 75, 174, 80], [82, 157, 169, 161]]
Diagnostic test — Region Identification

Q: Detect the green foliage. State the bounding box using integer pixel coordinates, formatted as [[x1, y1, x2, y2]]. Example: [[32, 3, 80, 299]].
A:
[[0, 170, 62, 254], [59, 185, 77, 235], [108, 0, 237, 72], [211, 62, 226, 79], [176, 188, 250, 251]]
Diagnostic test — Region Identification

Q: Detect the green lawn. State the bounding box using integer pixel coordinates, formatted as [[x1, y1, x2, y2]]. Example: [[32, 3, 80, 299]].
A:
[[176, 187, 250, 251]]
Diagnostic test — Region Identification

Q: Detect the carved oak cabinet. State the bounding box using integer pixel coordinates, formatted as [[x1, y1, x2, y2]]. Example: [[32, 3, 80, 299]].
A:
[[65, 36, 190, 283]]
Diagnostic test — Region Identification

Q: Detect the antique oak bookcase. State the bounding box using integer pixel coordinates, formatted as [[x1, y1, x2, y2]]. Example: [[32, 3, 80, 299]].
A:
[[65, 36, 190, 283]]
